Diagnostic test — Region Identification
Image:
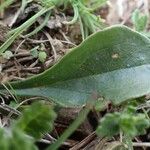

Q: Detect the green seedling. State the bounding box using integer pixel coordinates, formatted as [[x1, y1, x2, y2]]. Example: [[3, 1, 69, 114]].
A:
[[30, 46, 39, 58], [0, 102, 56, 150], [96, 105, 150, 150], [38, 51, 47, 63]]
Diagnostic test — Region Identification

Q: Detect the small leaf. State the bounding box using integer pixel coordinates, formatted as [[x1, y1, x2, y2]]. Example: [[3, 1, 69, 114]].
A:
[[30, 46, 39, 58], [120, 114, 137, 137], [123, 105, 136, 114], [38, 51, 47, 63], [120, 113, 150, 137], [96, 112, 120, 137], [94, 98, 108, 111], [133, 114, 150, 135], [15, 102, 56, 139], [2, 50, 13, 59]]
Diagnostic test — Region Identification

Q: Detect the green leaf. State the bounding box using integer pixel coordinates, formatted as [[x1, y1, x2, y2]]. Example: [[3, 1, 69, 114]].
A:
[[96, 106, 150, 138], [96, 112, 120, 137], [30, 46, 39, 58], [120, 113, 150, 137], [38, 51, 47, 63], [120, 114, 138, 137], [15, 102, 56, 139], [132, 114, 150, 136], [120, 106, 150, 137], [1, 25, 150, 106], [0, 128, 38, 150]]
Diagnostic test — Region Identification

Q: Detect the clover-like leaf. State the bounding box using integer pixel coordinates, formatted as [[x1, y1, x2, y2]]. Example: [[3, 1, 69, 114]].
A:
[[15, 102, 56, 139], [96, 112, 120, 137], [96, 106, 150, 138]]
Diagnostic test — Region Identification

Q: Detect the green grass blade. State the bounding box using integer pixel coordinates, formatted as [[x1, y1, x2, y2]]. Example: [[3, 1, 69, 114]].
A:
[[47, 105, 90, 150], [25, 11, 51, 37], [63, 3, 79, 25], [0, 7, 52, 54]]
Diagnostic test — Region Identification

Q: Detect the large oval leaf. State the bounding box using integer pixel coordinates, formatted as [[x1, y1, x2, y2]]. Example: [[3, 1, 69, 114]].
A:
[[1, 25, 150, 106]]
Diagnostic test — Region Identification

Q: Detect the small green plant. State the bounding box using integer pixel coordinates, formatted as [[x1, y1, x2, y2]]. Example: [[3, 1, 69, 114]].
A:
[[0, 100, 93, 150], [30, 46, 39, 58], [96, 105, 150, 150], [30, 45, 47, 63], [0, 102, 56, 150], [62, 0, 106, 39]]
